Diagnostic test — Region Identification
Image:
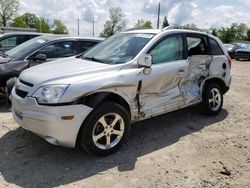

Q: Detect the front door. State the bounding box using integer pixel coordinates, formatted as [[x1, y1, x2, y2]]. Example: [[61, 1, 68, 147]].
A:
[[139, 34, 188, 117]]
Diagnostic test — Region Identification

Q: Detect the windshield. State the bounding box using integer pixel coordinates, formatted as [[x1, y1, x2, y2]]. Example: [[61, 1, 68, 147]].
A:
[[242, 44, 250, 50], [5, 37, 48, 60], [83, 33, 155, 64]]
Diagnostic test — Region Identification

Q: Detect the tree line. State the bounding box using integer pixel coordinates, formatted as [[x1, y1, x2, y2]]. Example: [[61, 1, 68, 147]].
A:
[[0, 0, 68, 34]]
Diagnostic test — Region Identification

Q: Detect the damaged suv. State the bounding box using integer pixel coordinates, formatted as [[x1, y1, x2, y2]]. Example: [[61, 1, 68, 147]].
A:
[[11, 29, 231, 156]]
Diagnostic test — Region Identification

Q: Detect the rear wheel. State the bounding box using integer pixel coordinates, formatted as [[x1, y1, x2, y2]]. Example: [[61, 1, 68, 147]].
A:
[[79, 101, 130, 156], [202, 83, 223, 116]]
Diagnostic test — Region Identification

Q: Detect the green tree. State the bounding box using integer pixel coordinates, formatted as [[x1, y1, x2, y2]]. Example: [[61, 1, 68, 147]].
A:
[[247, 29, 250, 41], [181, 23, 198, 30], [39, 17, 50, 33], [100, 7, 126, 38], [144, 20, 152, 29], [0, 0, 19, 26], [12, 13, 39, 29], [134, 19, 152, 29], [235, 23, 248, 40], [51, 19, 68, 34], [162, 16, 169, 28], [217, 27, 235, 43], [211, 28, 217, 36]]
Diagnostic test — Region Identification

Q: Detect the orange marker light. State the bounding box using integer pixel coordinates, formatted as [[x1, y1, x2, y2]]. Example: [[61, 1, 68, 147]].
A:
[[61, 115, 74, 120]]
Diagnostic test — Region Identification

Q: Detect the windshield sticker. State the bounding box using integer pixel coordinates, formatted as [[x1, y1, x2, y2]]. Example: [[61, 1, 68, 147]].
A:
[[36, 39, 46, 43], [136, 34, 154, 39]]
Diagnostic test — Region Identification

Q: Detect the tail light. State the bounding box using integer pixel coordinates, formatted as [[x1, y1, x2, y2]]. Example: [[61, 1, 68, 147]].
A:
[[227, 55, 232, 68]]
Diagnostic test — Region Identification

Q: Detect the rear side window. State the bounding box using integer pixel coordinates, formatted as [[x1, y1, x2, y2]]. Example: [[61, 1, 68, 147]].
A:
[[150, 35, 184, 64], [0, 36, 17, 47], [187, 36, 208, 56], [28, 35, 39, 40], [208, 38, 224, 55], [76, 41, 98, 54], [16, 35, 29, 45]]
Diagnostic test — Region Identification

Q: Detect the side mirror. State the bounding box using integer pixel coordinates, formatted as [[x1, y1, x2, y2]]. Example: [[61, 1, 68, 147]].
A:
[[138, 54, 152, 68], [33, 53, 47, 62]]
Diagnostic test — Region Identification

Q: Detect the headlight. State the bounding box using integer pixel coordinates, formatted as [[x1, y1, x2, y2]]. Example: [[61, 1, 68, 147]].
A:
[[32, 85, 69, 104]]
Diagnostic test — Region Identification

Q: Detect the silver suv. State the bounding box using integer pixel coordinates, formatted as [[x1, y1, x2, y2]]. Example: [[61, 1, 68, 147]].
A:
[[11, 29, 231, 156]]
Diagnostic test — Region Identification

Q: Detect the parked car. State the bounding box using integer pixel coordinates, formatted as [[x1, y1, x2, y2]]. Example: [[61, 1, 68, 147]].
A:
[[0, 35, 103, 99], [223, 43, 242, 59], [0, 32, 41, 52], [234, 44, 250, 60], [11, 29, 231, 156]]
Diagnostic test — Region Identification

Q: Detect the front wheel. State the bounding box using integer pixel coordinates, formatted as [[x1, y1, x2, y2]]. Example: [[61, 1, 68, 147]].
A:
[[79, 101, 130, 156], [202, 83, 223, 116]]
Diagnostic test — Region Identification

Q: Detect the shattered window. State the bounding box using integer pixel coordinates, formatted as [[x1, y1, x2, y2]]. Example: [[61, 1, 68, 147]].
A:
[[187, 36, 208, 56], [150, 35, 184, 64]]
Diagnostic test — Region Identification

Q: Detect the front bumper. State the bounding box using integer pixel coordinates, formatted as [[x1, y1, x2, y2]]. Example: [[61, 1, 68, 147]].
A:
[[11, 87, 93, 148]]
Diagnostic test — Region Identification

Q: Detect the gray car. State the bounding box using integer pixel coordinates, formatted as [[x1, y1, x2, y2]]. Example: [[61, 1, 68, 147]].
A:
[[0, 32, 41, 52], [11, 29, 231, 156]]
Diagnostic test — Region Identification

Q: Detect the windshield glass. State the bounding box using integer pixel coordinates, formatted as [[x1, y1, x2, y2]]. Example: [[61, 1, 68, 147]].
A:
[[83, 33, 155, 64], [242, 44, 250, 50], [5, 37, 48, 60]]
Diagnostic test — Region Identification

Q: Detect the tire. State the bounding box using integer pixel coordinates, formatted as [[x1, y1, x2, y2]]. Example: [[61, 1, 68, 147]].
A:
[[6, 77, 17, 104], [79, 101, 131, 156], [6, 77, 17, 96], [202, 83, 223, 116]]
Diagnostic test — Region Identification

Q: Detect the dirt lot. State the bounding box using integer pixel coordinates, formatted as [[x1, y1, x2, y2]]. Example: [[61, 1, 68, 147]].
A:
[[0, 60, 250, 188]]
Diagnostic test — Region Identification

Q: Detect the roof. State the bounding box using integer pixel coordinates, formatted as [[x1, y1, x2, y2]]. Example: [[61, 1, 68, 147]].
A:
[[34, 34, 104, 41]]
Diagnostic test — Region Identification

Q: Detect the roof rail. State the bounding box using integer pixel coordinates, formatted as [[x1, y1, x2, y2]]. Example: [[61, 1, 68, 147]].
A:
[[162, 25, 209, 34]]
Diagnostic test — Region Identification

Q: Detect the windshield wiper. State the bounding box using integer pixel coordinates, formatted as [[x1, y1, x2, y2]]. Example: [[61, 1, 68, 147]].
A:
[[83, 56, 107, 64], [0, 51, 9, 58]]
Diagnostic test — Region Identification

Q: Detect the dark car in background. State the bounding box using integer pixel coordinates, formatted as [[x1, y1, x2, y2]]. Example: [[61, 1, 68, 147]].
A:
[[224, 43, 243, 59], [234, 44, 250, 61], [0, 32, 42, 52], [0, 35, 103, 99]]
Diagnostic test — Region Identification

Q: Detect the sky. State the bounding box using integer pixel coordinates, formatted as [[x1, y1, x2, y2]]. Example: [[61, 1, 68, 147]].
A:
[[18, 0, 250, 36]]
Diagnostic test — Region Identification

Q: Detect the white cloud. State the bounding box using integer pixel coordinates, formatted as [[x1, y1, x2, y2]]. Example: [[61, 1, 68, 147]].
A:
[[18, 0, 250, 36]]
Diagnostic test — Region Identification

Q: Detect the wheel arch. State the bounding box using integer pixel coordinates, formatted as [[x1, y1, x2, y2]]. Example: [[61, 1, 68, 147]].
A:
[[75, 91, 131, 148], [201, 77, 227, 96]]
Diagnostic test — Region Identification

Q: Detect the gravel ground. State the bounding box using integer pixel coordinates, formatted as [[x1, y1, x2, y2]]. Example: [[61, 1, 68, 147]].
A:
[[0, 60, 249, 188]]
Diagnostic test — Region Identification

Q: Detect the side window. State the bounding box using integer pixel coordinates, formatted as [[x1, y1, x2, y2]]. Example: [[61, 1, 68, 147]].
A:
[[77, 41, 98, 54], [36, 41, 74, 59], [187, 36, 208, 56], [208, 38, 224, 55], [150, 35, 184, 64], [0, 36, 17, 47], [16, 35, 29, 45], [28, 35, 39, 40]]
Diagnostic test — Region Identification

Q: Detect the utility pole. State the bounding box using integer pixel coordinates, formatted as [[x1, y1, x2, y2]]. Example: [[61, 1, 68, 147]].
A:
[[92, 19, 95, 36], [39, 17, 42, 32], [157, 2, 161, 29], [77, 17, 80, 35]]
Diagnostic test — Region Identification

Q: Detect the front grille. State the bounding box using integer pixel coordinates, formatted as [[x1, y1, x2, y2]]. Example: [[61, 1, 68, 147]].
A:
[[15, 88, 28, 98], [19, 79, 34, 87]]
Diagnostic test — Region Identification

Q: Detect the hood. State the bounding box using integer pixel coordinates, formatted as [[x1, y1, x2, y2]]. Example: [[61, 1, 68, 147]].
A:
[[20, 57, 122, 86], [0, 56, 11, 64], [236, 49, 250, 53]]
